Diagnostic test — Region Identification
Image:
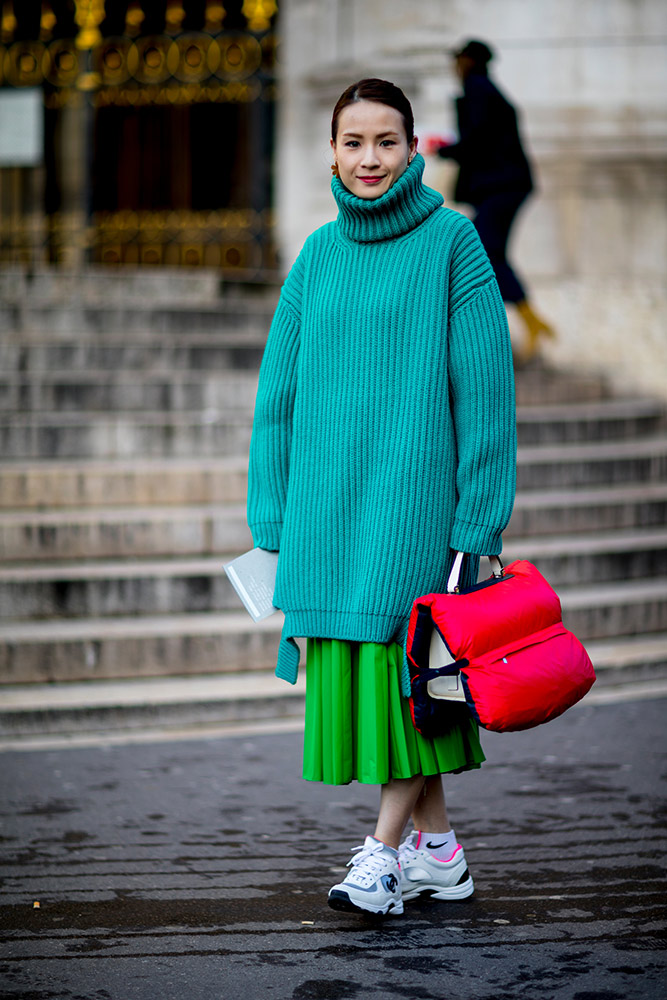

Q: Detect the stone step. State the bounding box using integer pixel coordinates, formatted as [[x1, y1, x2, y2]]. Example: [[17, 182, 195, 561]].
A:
[[559, 577, 667, 641], [501, 527, 667, 586], [0, 501, 664, 611], [4, 400, 667, 460], [3, 449, 666, 512], [2, 533, 665, 621], [506, 482, 667, 537], [0, 634, 665, 740], [0, 300, 277, 336], [0, 503, 251, 561], [0, 555, 244, 620], [516, 435, 667, 489], [0, 669, 306, 739], [3, 375, 658, 445], [0, 587, 665, 686], [515, 399, 664, 444], [581, 633, 667, 684], [0, 611, 283, 684], [1, 474, 665, 565], [5, 482, 666, 561], [512, 362, 608, 405], [0, 335, 267, 374], [0, 265, 280, 305], [0, 371, 259, 414], [0, 412, 254, 460], [0, 458, 248, 509]]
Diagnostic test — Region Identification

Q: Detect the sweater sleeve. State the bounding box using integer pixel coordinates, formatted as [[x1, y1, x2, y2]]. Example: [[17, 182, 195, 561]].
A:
[[447, 228, 517, 556], [247, 252, 305, 551]]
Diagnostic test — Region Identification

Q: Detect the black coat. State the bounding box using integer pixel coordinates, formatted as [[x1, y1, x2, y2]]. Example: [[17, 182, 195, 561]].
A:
[[440, 72, 533, 206]]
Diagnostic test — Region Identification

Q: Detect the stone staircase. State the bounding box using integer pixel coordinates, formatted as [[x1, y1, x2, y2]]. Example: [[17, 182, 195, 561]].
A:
[[1, 270, 666, 741]]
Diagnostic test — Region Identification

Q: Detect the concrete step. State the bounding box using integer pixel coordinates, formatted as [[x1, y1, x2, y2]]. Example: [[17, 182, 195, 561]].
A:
[[0, 669, 305, 738], [0, 491, 664, 565], [0, 335, 267, 374], [4, 401, 667, 460], [501, 527, 667, 586], [0, 330, 610, 404], [0, 371, 259, 414], [3, 377, 659, 447], [516, 435, 667, 489], [506, 483, 667, 537], [0, 411, 254, 459], [4, 479, 665, 560], [0, 503, 250, 561], [0, 300, 277, 336], [0, 457, 248, 509], [0, 611, 282, 684], [3, 448, 667, 513], [2, 531, 665, 620], [515, 399, 664, 444], [0, 555, 246, 620], [0, 265, 280, 304], [0, 578, 664, 685], [513, 362, 608, 406], [582, 633, 667, 684], [0, 633, 665, 740], [559, 577, 667, 641], [4, 485, 665, 562]]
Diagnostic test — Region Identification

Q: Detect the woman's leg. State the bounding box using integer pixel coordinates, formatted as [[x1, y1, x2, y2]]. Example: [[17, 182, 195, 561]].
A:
[[374, 774, 451, 848], [472, 192, 527, 304], [411, 774, 451, 833], [373, 774, 425, 849]]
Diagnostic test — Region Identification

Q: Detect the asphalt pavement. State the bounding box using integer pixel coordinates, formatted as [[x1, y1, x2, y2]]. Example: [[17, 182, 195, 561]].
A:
[[0, 696, 665, 1000]]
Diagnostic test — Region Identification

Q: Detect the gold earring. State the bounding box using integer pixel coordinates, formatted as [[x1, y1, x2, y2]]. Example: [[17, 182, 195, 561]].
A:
[[331, 162, 339, 177]]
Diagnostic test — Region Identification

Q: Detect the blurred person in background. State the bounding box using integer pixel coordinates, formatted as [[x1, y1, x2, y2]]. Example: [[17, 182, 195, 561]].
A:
[[430, 39, 555, 361]]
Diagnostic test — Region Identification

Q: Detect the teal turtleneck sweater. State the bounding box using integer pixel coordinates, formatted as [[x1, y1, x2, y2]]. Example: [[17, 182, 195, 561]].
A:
[[248, 155, 516, 695]]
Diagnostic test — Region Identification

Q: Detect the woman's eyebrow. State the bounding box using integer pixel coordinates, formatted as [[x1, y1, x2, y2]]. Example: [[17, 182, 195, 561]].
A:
[[341, 130, 400, 138]]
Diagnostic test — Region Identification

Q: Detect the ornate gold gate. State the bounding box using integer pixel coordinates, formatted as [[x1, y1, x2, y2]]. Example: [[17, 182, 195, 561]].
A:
[[0, 1, 279, 276]]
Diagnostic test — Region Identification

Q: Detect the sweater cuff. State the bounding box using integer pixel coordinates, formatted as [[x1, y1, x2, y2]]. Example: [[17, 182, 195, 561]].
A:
[[250, 521, 282, 552], [449, 517, 503, 557]]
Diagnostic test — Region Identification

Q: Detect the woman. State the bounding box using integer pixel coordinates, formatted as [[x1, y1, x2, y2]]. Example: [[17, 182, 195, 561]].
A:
[[248, 79, 516, 917]]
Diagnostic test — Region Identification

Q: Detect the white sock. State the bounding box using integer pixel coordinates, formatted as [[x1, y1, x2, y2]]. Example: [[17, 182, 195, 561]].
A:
[[418, 829, 457, 861]]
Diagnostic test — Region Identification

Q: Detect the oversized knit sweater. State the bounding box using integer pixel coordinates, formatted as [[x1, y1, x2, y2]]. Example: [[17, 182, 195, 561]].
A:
[[247, 154, 516, 696]]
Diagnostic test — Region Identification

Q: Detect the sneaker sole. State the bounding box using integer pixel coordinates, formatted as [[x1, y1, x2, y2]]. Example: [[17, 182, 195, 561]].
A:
[[402, 875, 474, 902], [328, 889, 404, 917]]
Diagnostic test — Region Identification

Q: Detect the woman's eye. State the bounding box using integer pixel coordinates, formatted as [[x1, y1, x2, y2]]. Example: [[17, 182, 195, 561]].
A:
[[345, 140, 360, 147], [380, 140, 396, 147]]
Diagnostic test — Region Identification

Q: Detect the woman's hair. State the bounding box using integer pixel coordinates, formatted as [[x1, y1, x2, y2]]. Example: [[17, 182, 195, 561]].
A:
[[331, 78, 414, 143]]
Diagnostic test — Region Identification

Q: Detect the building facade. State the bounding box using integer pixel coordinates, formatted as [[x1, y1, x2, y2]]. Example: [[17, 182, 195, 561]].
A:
[[0, 0, 278, 274], [277, 0, 667, 397], [1, 0, 665, 394]]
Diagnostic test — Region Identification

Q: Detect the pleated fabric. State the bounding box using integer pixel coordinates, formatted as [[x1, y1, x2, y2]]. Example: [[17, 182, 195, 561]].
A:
[[303, 638, 485, 785]]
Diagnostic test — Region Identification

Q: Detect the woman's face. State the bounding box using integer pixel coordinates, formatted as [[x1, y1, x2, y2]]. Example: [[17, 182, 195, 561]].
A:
[[331, 101, 417, 200]]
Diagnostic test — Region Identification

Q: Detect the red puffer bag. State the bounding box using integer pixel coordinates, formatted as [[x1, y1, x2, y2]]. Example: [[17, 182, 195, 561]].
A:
[[407, 554, 596, 735]]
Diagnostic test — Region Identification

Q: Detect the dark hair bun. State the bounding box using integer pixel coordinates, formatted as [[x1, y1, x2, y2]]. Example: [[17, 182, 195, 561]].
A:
[[331, 78, 414, 143]]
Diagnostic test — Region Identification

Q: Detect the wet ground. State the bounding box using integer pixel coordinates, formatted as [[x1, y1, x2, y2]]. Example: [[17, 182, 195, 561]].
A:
[[0, 697, 665, 1000]]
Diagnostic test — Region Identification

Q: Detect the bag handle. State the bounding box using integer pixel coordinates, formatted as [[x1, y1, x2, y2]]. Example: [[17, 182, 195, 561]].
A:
[[446, 551, 504, 594]]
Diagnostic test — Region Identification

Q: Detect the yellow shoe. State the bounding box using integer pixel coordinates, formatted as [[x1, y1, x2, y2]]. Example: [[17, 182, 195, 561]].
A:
[[517, 300, 556, 361]]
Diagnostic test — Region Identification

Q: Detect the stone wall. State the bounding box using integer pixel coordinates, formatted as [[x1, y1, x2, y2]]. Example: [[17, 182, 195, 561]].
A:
[[276, 0, 667, 397]]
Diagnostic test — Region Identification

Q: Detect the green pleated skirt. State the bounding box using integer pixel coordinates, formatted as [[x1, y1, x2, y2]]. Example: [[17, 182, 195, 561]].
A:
[[303, 638, 485, 785]]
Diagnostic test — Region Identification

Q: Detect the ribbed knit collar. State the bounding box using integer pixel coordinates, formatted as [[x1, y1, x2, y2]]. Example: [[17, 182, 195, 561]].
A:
[[332, 153, 443, 243]]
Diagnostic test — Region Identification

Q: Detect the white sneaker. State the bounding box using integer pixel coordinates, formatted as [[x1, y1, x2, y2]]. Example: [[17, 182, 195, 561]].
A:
[[328, 836, 404, 916], [399, 830, 474, 901]]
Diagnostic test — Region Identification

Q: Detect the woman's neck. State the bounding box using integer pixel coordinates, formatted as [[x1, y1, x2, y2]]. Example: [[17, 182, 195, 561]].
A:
[[332, 154, 443, 243]]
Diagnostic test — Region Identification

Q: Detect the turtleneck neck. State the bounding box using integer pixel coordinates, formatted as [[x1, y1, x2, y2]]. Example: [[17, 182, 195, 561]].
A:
[[332, 154, 443, 243]]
